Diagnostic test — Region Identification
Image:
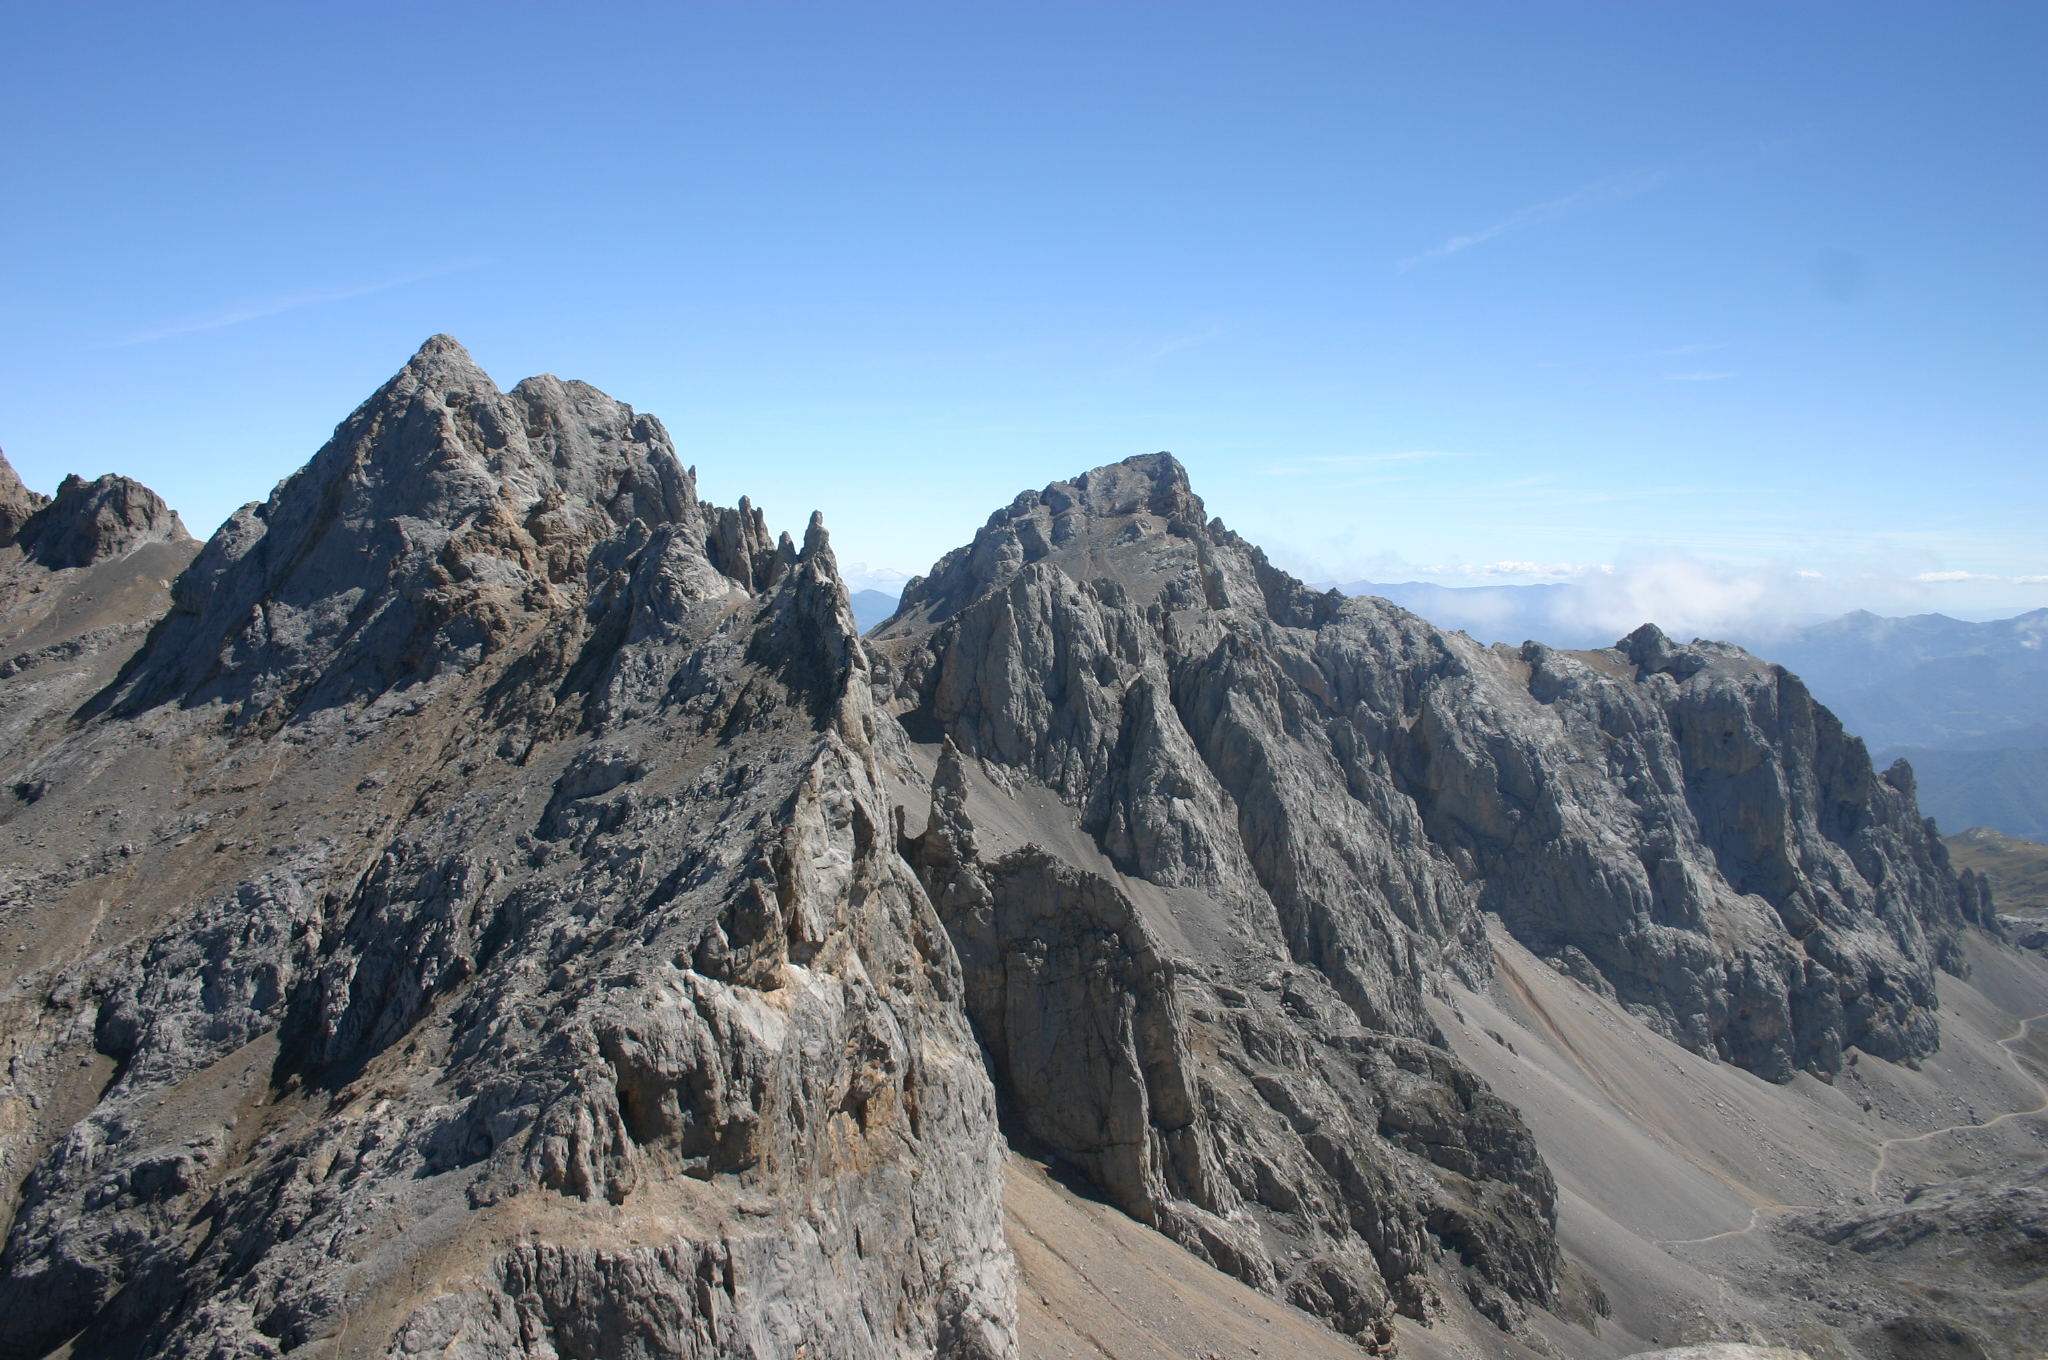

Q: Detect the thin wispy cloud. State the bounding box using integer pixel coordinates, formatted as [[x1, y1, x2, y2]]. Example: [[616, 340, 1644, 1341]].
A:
[[1414, 559, 1608, 580], [109, 258, 487, 346], [1399, 168, 1667, 270], [1310, 450, 1470, 466], [1267, 450, 1472, 475], [1144, 323, 1224, 361]]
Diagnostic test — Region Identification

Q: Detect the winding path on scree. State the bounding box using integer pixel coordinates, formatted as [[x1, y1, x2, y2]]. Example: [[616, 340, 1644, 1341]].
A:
[[1655, 1006, 2048, 1248], [1864, 1007, 2048, 1198]]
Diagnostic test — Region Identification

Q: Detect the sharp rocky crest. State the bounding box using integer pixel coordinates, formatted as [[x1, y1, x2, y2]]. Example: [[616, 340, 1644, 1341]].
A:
[[0, 352, 2009, 1360]]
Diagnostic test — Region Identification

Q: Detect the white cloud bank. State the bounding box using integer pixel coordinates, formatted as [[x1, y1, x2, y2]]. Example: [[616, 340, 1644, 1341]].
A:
[[841, 562, 915, 596], [835, 550, 2046, 642], [1296, 549, 2048, 648]]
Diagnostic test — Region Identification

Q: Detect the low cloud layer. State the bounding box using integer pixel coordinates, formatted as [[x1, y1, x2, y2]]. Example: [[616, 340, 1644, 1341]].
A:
[[1305, 549, 2048, 650], [839, 547, 2046, 649], [841, 562, 915, 596]]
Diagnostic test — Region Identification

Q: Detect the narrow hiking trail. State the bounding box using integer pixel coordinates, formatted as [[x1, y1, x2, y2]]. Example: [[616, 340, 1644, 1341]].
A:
[[1658, 1007, 2048, 1250], [1659, 1201, 1814, 1248], [1864, 1007, 2048, 1196]]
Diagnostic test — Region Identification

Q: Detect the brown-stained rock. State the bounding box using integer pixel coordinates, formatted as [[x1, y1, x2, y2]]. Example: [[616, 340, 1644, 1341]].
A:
[[13, 471, 190, 569], [0, 449, 50, 549]]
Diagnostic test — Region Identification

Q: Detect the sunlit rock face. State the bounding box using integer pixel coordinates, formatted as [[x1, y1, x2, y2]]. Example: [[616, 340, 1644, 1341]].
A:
[[0, 354, 1987, 1359], [0, 338, 1012, 1360], [870, 452, 1984, 1342]]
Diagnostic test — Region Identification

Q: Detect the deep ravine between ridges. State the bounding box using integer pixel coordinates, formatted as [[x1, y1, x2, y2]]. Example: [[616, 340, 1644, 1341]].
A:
[[0, 338, 2020, 1360]]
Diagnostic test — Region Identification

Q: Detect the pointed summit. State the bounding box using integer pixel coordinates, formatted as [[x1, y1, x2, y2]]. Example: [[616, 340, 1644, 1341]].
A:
[[411, 331, 477, 365], [98, 338, 699, 727], [380, 332, 498, 404]]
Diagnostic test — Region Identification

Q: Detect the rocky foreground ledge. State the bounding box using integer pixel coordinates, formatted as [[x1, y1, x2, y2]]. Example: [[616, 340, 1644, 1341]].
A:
[[0, 338, 2006, 1359]]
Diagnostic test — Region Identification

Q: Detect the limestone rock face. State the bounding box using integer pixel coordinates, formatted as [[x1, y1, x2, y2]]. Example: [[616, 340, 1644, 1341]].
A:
[[14, 470, 190, 569], [871, 452, 1985, 1342], [1414, 621, 1991, 1077], [874, 457, 1551, 1342], [96, 334, 698, 730], [0, 370, 1994, 1360], [0, 339, 1011, 1360]]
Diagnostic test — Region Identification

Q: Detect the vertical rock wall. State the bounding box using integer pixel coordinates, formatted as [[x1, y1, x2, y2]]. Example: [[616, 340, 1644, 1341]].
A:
[[0, 374, 1997, 1360], [871, 452, 1991, 1344], [0, 340, 1012, 1360]]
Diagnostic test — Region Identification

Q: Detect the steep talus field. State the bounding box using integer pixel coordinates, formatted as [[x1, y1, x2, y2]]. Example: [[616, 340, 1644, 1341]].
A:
[[0, 351, 2034, 1360]]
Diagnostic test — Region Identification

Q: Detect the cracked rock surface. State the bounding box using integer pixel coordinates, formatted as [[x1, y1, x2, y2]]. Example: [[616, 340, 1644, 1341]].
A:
[[0, 339, 1009, 1360], [869, 453, 1993, 1345], [0, 369, 2001, 1359]]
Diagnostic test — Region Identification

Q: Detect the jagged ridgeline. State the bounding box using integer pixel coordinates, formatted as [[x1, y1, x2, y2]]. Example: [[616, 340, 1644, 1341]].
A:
[[0, 338, 1992, 1359]]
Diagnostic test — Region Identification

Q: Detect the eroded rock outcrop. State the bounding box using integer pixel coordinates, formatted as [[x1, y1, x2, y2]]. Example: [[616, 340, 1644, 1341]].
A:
[[13, 470, 190, 570], [0, 339, 1011, 1360], [872, 459, 1554, 1342], [0, 450, 50, 549], [0, 453, 198, 821], [0, 367, 1998, 1360], [869, 452, 1988, 1344]]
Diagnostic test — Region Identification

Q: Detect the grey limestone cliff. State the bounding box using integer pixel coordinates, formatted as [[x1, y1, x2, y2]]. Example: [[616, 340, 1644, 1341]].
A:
[[867, 452, 1991, 1344], [0, 339, 1010, 1360], [0, 366, 2001, 1360]]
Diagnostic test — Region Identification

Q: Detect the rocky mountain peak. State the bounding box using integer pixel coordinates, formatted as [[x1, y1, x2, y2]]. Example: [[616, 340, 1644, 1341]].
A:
[[1046, 450, 1206, 524], [93, 335, 706, 730], [12, 471, 191, 569], [0, 372, 2023, 1360], [891, 452, 1217, 627], [0, 343, 1007, 1360], [0, 449, 51, 549]]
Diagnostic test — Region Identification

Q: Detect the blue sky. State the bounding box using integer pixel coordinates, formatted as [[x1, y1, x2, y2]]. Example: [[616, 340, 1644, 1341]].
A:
[[2, 2, 2042, 628]]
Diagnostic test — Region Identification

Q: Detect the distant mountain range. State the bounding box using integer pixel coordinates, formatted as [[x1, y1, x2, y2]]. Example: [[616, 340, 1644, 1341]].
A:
[[850, 587, 901, 633], [1332, 580, 2048, 842], [1751, 608, 2048, 750]]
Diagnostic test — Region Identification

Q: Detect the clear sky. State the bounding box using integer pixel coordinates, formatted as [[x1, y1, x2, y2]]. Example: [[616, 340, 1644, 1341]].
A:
[[3, 3, 2042, 628]]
